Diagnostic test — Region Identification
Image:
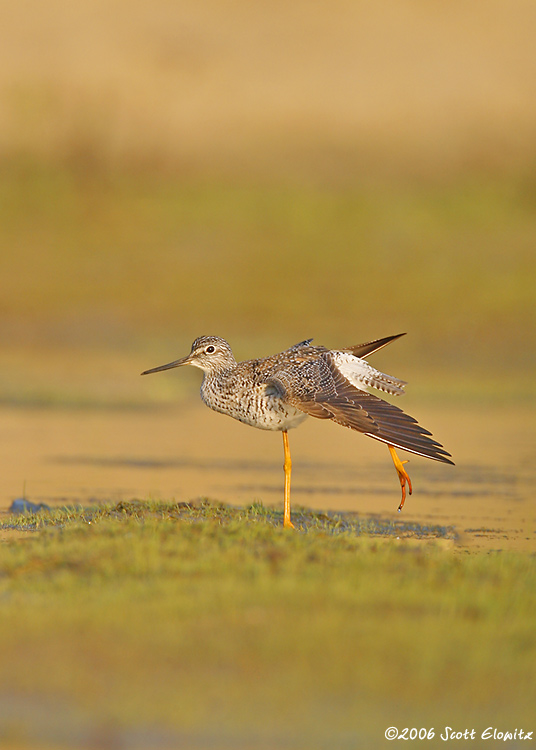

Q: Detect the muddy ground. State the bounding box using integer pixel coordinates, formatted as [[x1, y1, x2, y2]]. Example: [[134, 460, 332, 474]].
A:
[[2, 402, 534, 552]]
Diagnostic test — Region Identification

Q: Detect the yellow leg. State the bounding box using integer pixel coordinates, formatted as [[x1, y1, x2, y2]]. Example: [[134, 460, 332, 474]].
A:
[[388, 444, 413, 511], [282, 430, 294, 529]]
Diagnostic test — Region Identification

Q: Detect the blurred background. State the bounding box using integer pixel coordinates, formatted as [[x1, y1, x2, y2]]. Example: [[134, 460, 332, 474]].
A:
[[1, 0, 535, 407], [2, 6, 536, 745]]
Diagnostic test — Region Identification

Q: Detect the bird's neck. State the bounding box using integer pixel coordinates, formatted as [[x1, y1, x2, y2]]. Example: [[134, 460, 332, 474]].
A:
[[201, 361, 236, 382]]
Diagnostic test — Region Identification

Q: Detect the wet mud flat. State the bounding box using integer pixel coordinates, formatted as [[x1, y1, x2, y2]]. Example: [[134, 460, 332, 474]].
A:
[[1, 401, 534, 551]]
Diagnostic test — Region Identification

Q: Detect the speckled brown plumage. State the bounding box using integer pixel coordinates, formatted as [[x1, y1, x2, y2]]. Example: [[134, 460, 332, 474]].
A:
[[142, 334, 453, 524]]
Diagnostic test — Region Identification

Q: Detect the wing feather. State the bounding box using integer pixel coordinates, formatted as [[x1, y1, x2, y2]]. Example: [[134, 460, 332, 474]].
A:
[[269, 351, 453, 464], [342, 332, 406, 358]]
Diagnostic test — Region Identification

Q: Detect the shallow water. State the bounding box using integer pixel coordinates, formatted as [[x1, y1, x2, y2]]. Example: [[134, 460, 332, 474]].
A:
[[1, 401, 534, 551]]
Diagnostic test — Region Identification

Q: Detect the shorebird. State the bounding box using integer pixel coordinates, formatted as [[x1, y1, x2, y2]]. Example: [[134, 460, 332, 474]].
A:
[[141, 334, 453, 528]]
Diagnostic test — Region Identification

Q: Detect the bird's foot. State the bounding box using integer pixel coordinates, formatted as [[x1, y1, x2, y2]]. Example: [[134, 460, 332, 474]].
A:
[[396, 463, 412, 511], [388, 445, 413, 511], [283, 516, 295, 530]]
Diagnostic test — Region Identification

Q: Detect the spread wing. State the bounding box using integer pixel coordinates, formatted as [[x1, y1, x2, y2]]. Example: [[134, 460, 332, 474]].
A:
[[267, 351, 453, 464]]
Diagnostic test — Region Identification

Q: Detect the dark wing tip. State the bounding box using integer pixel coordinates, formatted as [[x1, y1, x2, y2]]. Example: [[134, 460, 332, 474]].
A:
[[345, 333, 407, 359]]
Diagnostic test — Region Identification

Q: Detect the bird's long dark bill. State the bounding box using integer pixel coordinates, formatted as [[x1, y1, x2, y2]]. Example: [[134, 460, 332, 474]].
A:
[[141, 356, 190, 375]]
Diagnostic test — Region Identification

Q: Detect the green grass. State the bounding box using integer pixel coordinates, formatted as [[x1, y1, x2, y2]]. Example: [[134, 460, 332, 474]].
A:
[[0, 501, 534, 748]]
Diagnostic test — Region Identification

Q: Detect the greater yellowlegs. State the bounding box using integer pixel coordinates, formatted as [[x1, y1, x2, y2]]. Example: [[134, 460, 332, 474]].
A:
[[142, 334, 453, 528]]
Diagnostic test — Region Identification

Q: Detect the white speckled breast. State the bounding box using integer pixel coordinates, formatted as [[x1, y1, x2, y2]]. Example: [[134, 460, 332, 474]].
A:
[[201, 378, 308, 431]]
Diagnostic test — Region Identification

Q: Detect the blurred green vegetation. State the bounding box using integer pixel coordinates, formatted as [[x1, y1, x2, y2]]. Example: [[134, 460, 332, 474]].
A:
[[0, 501, 534, 748], [2, 0, 536, 407], [2, 161, 535, 406]]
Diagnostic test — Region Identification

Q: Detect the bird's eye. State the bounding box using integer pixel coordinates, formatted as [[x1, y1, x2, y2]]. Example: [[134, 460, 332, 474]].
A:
[[206, 345, 215, 353]]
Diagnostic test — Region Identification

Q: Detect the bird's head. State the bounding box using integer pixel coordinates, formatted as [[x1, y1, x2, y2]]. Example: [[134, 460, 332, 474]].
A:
[[141, 336, 236, 376]]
